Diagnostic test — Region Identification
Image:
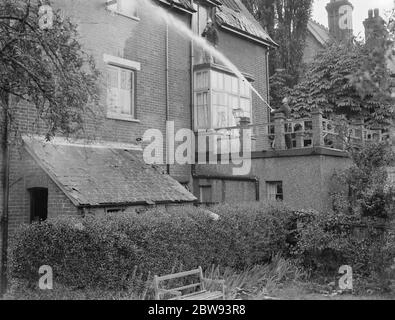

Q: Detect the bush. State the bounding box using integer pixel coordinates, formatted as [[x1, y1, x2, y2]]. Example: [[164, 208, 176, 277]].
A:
[[293, 210, 395, 285], [9, 202, 296, 291]]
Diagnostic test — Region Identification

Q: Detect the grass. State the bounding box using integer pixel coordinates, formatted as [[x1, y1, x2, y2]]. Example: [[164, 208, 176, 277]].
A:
[[3, 255, 395, 300]]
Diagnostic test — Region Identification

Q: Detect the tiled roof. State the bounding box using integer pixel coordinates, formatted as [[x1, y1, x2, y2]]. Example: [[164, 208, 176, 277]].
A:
[[216, 0, 277, 47], [160, 0, 195, 12], [23, 136, 196, 207], [307, 19, 331, 46]]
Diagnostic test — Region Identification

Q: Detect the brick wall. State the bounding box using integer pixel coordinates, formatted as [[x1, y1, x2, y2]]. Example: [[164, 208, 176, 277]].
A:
[[303, 33, 323, 64], [217, 30, 270, 136], [7, 148, 79, 233], [1, 1, 273, 237]]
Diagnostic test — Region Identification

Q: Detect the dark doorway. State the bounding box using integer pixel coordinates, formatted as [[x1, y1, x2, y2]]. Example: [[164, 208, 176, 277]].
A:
[[29, 188, 48, 223]]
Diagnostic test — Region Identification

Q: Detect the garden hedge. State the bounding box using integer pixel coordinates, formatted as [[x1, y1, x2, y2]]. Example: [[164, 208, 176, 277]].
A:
[[9, 202, 296, 290]]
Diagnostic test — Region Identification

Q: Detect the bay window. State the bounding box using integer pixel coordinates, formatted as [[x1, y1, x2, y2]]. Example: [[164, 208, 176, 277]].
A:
[[194, 68, 252, 131]]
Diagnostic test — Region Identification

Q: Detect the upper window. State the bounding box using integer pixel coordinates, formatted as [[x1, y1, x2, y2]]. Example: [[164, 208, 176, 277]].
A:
[[106, 0, 139, 19], [104, 54, 140, 122], [194, 69, 252, 130], [107, 65, 135, 118]]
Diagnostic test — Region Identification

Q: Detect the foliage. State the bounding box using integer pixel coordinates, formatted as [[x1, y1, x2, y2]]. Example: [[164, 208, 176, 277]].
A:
[[330, 142, 395, 218], [242, 0, 313, 108], [205, 254, 306, 299], [0, 0, 100, 141], [243, 0, 312, 77], [9, 202, 297, 291], [295, 143, 395, 289], [288, 18, 394, 125], [289, 41, 394, 125]]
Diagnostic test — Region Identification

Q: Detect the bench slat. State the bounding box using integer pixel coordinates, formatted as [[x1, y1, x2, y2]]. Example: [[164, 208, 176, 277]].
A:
[[156, 268, 201, 281], [171, 282, 202, 292]]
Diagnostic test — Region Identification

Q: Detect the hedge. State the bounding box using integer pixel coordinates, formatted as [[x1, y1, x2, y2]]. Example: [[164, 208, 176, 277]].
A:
[[9, 202, 296, 290]]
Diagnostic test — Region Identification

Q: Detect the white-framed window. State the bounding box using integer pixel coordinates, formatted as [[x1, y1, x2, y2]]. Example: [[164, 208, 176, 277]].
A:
[[266, 181, 283, 201], [106, 0, 139, 20], [194, 69, 252, 130], [104, 54, 140, 122]]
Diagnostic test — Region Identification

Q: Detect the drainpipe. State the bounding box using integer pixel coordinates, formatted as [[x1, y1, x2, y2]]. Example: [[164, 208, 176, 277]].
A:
[[0, 93, 10, 296], [165, 21, 170, 175], [266, 49, 271, 124], [190, 8, 196, 189], [192, 174, 260, 202]]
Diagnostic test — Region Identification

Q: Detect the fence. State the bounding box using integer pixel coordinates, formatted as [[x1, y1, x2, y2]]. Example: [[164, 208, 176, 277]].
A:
[[195, 110, 389, 154]]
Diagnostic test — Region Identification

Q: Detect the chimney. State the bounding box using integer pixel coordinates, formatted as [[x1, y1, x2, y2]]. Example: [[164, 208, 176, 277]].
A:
[[326, 0, 354, 42], [363, 8, 386, 45]]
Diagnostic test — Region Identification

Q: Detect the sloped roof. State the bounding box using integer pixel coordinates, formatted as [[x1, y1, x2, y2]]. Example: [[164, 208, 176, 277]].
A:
[[216, 0, 277, 47], [23, 136, 196, 207], [307, 19, 331, 47], [160, 0, 196, 12]]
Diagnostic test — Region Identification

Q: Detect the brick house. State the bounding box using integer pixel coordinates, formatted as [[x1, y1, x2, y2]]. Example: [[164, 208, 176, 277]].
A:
[[3, 0, 381, 240], [303, 0, 354, 65]]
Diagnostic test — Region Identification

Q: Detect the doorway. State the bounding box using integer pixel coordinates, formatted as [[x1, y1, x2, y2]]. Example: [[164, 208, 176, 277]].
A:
[[29, 188, 48, 223]]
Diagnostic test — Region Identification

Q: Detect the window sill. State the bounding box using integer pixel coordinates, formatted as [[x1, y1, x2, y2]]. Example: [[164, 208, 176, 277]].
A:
[[107, 113, 140, 123], [107, 8, 140, 22]]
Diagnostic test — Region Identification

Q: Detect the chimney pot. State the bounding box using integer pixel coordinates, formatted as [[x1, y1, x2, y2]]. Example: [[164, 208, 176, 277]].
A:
[[368, 9, 373, 18], [374, 8, 379, 17]]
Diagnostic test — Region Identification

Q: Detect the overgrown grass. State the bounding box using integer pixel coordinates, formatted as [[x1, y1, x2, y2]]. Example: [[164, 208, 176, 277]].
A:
[[205, 254, 307, 300]]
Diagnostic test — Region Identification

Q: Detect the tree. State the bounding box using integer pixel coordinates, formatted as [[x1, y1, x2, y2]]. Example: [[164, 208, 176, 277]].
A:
[[0, 0, 99, 295], [242, 0, 313, 108], [288, 7, 395, 126], [288, 40, 394, 126]]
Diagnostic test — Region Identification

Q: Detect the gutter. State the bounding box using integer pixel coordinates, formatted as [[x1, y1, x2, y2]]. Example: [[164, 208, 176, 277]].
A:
[[192, 173, 260, 201]]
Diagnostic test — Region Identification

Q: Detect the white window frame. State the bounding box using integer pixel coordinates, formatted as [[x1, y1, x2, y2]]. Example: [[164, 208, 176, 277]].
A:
[[106, 0, 140, 21], [266, 181, 283, 201], [104, 54, 141, 122], [193, 69, 253, 131]]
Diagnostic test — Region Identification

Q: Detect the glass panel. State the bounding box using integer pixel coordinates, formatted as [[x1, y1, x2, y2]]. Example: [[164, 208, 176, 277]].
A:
[[196, 92, 209, 129], [107, 66, 120, 114], [217, 72, 224, 90], [229, 95, 239, 110], [211, 71, 218, 90], [213, 105, 228, 129], [231, 77, 238, 94], [224, 75, 232, 92]]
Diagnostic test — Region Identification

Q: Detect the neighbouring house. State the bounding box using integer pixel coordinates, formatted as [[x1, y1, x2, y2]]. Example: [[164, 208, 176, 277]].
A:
[[1, 0, 386, 240], [303, 0, 354, 65]]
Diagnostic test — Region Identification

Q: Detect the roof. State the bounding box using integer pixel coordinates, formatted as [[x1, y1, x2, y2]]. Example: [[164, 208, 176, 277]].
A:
[[307, 19, 331, 47], [23, 136, 196, 207], [159, 0, 196, 12], [216, 0, 277, 47]]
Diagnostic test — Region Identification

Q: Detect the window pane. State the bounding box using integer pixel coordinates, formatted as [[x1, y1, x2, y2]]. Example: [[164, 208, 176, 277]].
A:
[[217, 72, 224, 90], [107, 66, 133, 116], [231, 77, 238, 94], [224, 75, 232, 92], [213, 105, 228, 128], [211, 71, 218, 90], [241, 98, 251, 118], [107, 67, 119, 113], [229, 95, 239, 110], [196, 92, 209, 129]]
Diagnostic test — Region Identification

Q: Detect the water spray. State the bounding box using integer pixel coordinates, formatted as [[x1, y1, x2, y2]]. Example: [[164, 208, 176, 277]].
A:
[[135, 0, 274, 111]]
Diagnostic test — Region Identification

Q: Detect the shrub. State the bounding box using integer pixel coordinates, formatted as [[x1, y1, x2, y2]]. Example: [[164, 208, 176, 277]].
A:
[[9, 202, 296, 291], [293, 210, 395, 284]]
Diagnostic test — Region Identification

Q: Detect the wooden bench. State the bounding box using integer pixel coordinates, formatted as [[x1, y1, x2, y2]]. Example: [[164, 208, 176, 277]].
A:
[[153, 267, 225, 300]]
